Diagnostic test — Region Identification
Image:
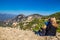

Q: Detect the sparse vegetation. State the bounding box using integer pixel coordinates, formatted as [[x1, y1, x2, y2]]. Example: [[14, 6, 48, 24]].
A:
[[0, 12, 60, 32], [19, 18, 46, 32], [57, 20, 60, 32]]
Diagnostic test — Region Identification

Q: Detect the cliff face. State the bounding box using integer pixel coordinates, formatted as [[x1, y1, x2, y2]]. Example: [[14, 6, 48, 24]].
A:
[[0, 27, 60, 40]]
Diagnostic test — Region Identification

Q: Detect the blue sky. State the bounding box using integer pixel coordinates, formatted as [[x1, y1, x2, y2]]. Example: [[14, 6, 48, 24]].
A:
[[0, 0, 60, 15]]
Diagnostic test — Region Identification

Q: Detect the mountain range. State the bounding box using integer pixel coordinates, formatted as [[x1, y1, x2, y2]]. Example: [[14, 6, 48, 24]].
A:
[[0, 12, 60, 22], [0, 13, 17, 21], [0, 12, 60, 27], [11, 14, 43, 22]]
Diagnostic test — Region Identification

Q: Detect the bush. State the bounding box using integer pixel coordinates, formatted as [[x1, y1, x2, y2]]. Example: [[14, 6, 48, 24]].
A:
[[57, 24, 60, 32], [32, 19, 46, 32], [56, 20, 60, 32], [18, 18, 46, 31]]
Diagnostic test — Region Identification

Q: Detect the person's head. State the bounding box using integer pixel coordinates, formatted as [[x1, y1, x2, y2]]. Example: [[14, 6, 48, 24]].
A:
[[48, 17, 56, 24]]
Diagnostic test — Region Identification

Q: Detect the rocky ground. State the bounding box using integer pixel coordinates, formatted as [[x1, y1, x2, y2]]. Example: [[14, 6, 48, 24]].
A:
[[0, 27, 60, 40]]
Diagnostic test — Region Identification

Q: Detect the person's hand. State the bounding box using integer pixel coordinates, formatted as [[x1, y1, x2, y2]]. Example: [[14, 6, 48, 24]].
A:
[[42, 25, 46, 29]]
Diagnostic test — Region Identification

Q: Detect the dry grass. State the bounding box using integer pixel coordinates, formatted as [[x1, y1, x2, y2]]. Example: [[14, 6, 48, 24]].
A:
[[0, 27, 60, 40]]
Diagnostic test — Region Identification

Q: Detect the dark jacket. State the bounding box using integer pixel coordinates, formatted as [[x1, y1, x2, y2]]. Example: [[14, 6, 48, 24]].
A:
[[45, 22, 57, 36]]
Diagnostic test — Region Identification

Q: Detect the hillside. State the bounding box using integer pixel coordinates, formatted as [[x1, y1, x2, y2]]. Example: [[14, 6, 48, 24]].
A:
[[49, 12, 60, 19], [42, 12, 60, 19], [0, 27, 60, 40], [10, 14, 42, 22], [0, 13, 60, 31]]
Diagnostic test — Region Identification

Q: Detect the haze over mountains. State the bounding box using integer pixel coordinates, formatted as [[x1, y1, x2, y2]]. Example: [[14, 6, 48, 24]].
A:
[[0, 13, 17, 21], [0, 12, 60, 22], [0, 12, 60, 31], [0, 13, 43, 21]]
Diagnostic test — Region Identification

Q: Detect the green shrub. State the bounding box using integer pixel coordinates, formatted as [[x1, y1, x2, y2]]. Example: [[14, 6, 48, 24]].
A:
[[57, 24, 60, 32], [19, 22, 24, 29], [32, 19, 46, 32], [56, 20, 60, 32], [18, 18, 46, 31]]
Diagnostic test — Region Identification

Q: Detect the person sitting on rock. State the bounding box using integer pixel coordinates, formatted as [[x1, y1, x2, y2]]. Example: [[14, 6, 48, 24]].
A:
[[45, 17, 58, 36]]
